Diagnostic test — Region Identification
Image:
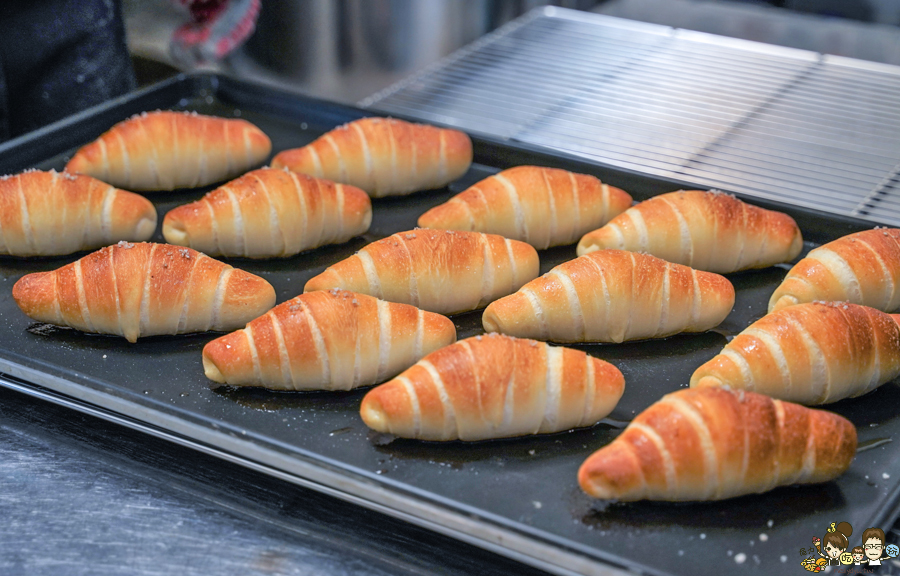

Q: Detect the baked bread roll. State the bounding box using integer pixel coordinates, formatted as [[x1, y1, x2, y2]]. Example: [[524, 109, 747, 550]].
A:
[[0, 169, 156, 256], [271, 117, 472, 198], [304, 229, 539, 315], [691, 301, 900, 405], [577, 190, 803, 273], [203, 289, 456, 390], [13, 242, 276, 342], [578, 387, 856, 501], [65, 111, 272, 191], [769, 228, 900, 313], [360, 333, 625, 441], [417, 166, 632, 249], [483, 250, 734, 343], [163, 168, 372, 258]]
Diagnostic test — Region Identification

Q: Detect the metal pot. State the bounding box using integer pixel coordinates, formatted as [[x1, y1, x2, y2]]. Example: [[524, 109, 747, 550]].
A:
[[230, 0, 576, 103]]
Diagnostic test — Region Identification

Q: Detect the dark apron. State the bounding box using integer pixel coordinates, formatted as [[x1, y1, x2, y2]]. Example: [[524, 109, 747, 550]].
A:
[[0, 0, 136, 142]]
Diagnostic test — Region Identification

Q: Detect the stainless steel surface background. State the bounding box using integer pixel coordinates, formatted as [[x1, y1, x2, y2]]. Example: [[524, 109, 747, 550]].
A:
[[362, 6, 900, 226], [227, 0, 496, 104], [0, 382, 547, 576]]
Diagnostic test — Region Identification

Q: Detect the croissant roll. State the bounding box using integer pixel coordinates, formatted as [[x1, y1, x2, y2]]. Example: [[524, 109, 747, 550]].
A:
[[417, 166, 632, 249], [271, 117, 473, 198], [203, 290, 456, 390], [360, 334, 625, 441], [0, 169, 156, 256], [13, 242, 276, 342], [65, 111, 272, 191], [483, 250, 734, 343], [163, 168, 372, 258], [691, 301, 900, 405], [304, 229, 540, 315], [769, 228, 900, 313], [578, 387, 856, 501], [577, 190, 803, 273]]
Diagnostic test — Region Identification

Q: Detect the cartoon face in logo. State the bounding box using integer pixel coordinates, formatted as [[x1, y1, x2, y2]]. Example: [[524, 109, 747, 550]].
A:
[[863, 527, 886, 562], [816, 521, 852, 565]]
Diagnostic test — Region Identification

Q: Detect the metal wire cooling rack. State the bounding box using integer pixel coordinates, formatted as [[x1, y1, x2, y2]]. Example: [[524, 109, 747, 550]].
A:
[[360, 6, 900, 226]]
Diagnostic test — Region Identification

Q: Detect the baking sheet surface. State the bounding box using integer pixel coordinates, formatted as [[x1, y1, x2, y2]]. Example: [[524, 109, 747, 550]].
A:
[[0, 75, 898, 576]]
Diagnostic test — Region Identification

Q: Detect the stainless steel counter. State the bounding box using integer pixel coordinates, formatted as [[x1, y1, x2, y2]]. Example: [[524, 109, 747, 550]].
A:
[[0, 385, 546, 575]]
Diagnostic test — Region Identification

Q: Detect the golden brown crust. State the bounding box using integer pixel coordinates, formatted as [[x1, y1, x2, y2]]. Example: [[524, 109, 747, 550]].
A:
[[202, 289, 456, 390], [417, 166, 633, 249], [162, 168, 372, 258], [360, 333, 625, 441], [578, 387, 856, 501], [577, 190, 803, 273], [483, 249, 734, 343], [12, 242, 275, 342], [0, 169, 156, 256], [691, 301, 900, 404], [65, 111, 272, 191], [769, 228, 900, 313], [271, 117, 473, 198], [304, 229, 540, 315]]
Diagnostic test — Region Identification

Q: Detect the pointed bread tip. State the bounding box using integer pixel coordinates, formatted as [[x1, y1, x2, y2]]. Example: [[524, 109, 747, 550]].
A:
[[481, 307, 500, 334], [202, 352, 227, 384], [12, 272, 55, 319], [691, 375, 724, 389], [360, 393, 389, 433], [576, 236, 599, 256], [578, 441, 642, 500], [162, 220, 189, 246], [769, 294, 799, 313], [135, 216, 158, 242], [304, 274, 330, 294]]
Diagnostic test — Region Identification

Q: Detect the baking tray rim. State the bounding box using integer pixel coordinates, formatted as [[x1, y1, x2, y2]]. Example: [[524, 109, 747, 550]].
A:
[[0, 364, 630, 576]]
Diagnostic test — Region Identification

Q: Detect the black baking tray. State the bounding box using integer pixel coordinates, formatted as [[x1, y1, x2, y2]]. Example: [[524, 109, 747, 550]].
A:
[[1, 72, 899, 576]]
